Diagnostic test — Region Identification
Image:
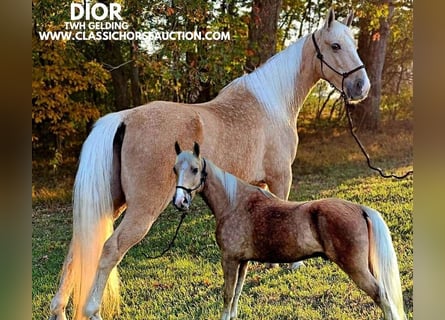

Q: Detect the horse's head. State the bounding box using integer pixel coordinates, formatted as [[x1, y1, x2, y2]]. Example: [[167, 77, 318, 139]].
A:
[[172, 141, 207, 211], [312, 8, 370, 102]]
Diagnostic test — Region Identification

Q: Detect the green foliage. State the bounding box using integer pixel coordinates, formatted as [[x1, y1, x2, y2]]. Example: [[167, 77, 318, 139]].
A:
[[381, 3, 413, 118], [138, 0, 249, 103], [380, 88, 413, 121], [32, 0, 110, 163]]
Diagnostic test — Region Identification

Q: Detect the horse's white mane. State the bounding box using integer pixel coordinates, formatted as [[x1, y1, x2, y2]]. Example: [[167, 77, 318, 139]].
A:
[[235, 36, 307, 123]]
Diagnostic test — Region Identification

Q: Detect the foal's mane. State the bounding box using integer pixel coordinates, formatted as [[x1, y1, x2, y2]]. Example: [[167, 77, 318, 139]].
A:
[[205, 159, 277, 207], [206, 160, 238, 206]]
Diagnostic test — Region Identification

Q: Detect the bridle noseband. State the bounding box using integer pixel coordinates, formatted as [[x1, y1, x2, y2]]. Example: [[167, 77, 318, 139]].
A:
[[311, 32, 365, 99], [175, 159, 207, 196]]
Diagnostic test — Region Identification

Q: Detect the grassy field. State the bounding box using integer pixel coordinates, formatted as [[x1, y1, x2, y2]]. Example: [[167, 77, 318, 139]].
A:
[[32, 119, 413, 320]]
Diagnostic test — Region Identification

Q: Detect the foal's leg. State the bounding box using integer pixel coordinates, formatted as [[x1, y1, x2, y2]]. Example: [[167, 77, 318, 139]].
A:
[[338, 249, 395, 320], [84, 206, 159, 319], [221, 258, 241, 320], [230, 261, 248, 319], [346, 268, 397, 319], [49, 240, 74, 320]]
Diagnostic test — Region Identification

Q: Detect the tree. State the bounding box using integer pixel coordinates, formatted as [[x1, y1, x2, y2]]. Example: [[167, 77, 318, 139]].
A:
[[353, 1, 394, 130], [381, 1, 413, 120], [245, 0, 283, 72]]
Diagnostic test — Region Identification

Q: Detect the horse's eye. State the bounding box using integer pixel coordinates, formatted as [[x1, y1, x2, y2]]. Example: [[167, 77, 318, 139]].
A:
[[192, 167, 198, 174], [331, 43, 341, 51]]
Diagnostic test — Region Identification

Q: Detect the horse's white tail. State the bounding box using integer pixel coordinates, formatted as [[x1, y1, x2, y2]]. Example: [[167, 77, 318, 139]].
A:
[[72, 112, 125, 320], [362, 206, 406, 320]]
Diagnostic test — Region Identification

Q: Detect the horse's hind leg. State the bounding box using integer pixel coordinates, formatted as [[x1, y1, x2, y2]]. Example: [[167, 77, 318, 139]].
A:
[[347, 268, 394, 319], [49, 205, 126, 320], [84, 204, 162, 319], [230, 261, 248, 319], [49, 240, 74, 320]]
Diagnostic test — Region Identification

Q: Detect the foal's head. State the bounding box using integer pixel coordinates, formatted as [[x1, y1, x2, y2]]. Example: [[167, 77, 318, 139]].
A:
[[172, 142, 206, 211], [313, 8, 370, 102]]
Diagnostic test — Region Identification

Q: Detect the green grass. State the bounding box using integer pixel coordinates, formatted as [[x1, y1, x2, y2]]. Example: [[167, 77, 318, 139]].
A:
[[32, 120, 413, 320]]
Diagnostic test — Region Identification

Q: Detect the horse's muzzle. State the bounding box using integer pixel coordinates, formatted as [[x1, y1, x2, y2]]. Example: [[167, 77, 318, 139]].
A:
[[172, 192, 191, 211], [345, 77, 370, 102]]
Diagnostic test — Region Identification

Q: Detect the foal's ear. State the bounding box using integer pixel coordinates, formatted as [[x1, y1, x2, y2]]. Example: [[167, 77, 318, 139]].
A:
[[175, 141, 182, 155], [193, 142, 200, 157], [344, 10, 354, 27], [324, 7, 335, 30]]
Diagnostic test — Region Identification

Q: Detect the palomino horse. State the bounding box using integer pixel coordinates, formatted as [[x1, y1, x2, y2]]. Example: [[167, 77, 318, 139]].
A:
[[172, 142, 406, 320], [49, 8, 370, 320]]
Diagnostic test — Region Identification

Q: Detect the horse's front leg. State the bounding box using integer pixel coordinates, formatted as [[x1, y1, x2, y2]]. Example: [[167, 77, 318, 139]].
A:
[[221, 258, 240, 320], [266, 165, 304, 269], [266, 165, 292, 200], [230, 261, 248, 319]]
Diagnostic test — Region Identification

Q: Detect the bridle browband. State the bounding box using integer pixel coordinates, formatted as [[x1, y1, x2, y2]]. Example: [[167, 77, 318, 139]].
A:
[[311, 32, 365, 99], [175, 159, 207, 195]]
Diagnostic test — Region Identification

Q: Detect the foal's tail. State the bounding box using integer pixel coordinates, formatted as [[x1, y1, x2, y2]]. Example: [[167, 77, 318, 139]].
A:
[[72, 112, 125, 320], [362, 206, 406, 320]]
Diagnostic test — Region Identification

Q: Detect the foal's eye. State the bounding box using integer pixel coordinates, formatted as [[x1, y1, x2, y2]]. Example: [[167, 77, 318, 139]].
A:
[[331, 43, 341, 51], [192, 167, 198, 174]]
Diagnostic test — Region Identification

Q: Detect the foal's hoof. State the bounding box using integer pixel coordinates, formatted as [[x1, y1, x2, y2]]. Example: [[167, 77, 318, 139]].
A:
[[289, 261, 305, 270], [49, 314, 67, 320]]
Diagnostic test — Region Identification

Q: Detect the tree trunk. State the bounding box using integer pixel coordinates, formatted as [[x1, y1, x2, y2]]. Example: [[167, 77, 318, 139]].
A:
[[244, 0, 283, 72], [130, 42, 142, 107], [99, 0, 130, 111], [104, 41, 130, 111], [353, 2, 394, 130]]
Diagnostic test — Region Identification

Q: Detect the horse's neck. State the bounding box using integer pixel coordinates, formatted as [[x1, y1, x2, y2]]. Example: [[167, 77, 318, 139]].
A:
[[201, 161, 239, 220], [235, 34, 319, 124]]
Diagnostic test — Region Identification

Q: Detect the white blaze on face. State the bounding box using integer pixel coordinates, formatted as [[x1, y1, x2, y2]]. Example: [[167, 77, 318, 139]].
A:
[[173, 160, 193, 210]]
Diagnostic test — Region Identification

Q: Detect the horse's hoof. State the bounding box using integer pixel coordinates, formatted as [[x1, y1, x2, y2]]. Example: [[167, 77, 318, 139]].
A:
[[289, 261, 305, 270]]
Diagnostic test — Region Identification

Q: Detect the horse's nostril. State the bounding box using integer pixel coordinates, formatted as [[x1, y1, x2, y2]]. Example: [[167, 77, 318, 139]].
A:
[[356, 79, 364, 90]]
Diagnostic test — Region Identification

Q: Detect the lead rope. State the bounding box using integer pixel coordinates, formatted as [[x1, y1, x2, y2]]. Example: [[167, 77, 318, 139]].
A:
[[143, 210, 188, 259], [143, 159, 207, 259], [344, 101, 413, 179]]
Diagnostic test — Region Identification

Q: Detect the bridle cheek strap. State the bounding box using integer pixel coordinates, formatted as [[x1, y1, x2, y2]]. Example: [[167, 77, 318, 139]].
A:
[[311, 32, 365, 98]]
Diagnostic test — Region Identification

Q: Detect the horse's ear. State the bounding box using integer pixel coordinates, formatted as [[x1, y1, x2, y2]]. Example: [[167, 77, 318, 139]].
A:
[[193, 142, 200, 157], [175, 141, 182, 155], [345, 10, 354, 27], [324, 7, 335, 30]]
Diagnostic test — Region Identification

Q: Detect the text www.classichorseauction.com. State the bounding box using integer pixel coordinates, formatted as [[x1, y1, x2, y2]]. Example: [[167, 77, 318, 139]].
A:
[[38, 1, 231, 42]]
